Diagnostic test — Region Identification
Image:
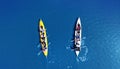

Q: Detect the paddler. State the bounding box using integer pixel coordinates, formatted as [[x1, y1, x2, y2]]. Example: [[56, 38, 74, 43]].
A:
[[76, 24, 80, 31], [40, 26, 46, 50], [40, 26, 44, 33]]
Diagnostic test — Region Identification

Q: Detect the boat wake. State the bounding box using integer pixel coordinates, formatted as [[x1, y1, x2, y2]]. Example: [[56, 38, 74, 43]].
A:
[[37, 50, 42, 56], [77, 45, 88, 62], [66, 37, 88, 62], [36, 44, 42, 56], [77, 37, 88, 62], [67, 65, 72, 69], [48, 55, 56, 64], [37, 44, 40, 48]]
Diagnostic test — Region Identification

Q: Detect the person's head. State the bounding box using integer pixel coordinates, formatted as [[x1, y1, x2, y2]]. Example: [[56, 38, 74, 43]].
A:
[[42, 32, 44, 35], [40, 26, 43, 29], [76, 42, 79, 45], [43, 42, 46, 46], [41, 41, 43, 44], [40, 31, 42, 33]]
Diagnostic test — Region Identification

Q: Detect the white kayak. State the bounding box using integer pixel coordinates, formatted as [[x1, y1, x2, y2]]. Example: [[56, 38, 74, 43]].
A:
[[74, 17, 82, 56]]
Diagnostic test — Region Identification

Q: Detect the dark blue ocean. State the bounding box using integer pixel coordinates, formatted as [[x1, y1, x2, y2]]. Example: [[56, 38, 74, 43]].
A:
[[0, 0, 120, 69]]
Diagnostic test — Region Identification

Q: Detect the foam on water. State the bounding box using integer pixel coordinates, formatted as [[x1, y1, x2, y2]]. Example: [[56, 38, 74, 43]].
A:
[[37, 51, 42, 56], [76, 37, 88, 62], [67, 65, 72, 69], [37, 44, 40, 48], [66, 36, 88, 63]]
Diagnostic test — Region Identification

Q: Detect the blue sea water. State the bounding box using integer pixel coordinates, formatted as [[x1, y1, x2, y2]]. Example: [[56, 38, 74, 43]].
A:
[[0, 0, 120, 69]]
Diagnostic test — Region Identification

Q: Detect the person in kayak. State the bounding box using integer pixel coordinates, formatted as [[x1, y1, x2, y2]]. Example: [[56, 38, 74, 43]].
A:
[[39, 26, 46, 50], [41, 41, 47, 50], [75, 31, 80, 40], [76, 24, 80, 31], [75, 47, 80, 51], [40, 26, 45, 42], [75, 34, 80, 39], [71, 43, 80, 51], [40, 26, 44, 33], [74, 41, 80, 51], [41, 33, 45, 40]]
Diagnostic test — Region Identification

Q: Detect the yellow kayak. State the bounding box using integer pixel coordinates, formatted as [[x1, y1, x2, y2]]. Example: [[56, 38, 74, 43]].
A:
[[39, 19, 48, 57]]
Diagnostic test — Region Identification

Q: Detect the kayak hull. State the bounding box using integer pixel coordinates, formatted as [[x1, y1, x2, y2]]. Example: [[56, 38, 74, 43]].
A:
[[39, 19, 48, 57], [74, 17, 82, 56]]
